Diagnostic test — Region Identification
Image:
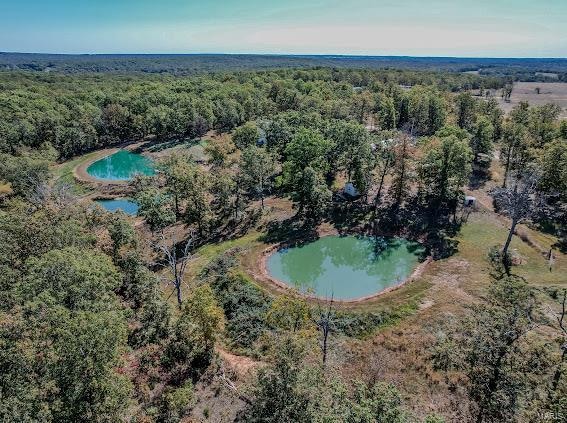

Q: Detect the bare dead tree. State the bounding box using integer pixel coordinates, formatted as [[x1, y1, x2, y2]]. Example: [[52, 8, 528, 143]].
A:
[[548, 289, 567, 397], [492, 172, 540, 272], [151, 231, 193, 308], [27, 179, 75, 208], [313, 296, 335, 366]]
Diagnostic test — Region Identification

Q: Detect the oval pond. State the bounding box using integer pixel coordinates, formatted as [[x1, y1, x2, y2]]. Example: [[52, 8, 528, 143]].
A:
[[87, 150, 155, 181], [266, 236, 425, 300], [95, 199, 139, 216]]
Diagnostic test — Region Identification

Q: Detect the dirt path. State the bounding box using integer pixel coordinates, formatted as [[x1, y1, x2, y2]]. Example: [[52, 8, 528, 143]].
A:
[[217, 347, 261, 378]]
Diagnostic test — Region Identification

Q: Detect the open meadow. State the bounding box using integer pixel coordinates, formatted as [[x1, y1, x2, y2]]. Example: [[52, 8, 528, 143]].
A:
[[496, 81, 567, 118]]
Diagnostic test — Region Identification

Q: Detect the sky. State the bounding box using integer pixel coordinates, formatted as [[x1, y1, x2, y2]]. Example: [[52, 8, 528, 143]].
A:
[[1, 0, 566, 57]]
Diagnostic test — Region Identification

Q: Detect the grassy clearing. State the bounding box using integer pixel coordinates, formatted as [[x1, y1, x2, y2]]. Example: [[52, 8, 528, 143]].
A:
[[144, 138, 209, 162], [51, 152, 98, 196], [457, 212, 565, 287], [495, 81, 567, 118], [344, 211, 566, 420], [187, 232, 262, 282]]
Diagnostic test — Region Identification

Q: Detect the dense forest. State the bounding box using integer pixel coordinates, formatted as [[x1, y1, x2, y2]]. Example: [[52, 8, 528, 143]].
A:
[[1, 66, 566, 422], [0, 68, 504, 159]]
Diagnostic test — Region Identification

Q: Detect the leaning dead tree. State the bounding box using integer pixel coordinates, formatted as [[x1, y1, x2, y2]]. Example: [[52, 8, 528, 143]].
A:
[[313, 296, 336, 365], [492, 172, 540, 272], [151, 232, 193, 308]]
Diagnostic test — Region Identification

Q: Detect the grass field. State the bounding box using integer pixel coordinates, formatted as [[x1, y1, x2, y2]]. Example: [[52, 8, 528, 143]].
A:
[[495, 81, 567, 118], [51, 151, 99, 195]]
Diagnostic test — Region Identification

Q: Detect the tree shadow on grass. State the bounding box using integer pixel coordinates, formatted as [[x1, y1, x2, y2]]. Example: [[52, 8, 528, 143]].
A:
[[260, 215, 320, 247], [370, 196, 466, 260], [329, 200, 371, 234], [132, 137, 196, 154]]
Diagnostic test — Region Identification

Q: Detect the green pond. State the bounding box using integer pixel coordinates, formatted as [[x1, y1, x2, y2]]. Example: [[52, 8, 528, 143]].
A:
[[87, 150, 155, 181], [266, 236, 425, 300], [95, 199, 139, 216]]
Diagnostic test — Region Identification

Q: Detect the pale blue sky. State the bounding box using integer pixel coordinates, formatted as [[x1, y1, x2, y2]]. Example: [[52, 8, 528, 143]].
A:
[[1, 0, 566, 57]]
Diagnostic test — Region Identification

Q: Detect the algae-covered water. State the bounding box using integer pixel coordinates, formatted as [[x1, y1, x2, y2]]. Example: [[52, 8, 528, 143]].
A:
[[266, 236, 425, 300]]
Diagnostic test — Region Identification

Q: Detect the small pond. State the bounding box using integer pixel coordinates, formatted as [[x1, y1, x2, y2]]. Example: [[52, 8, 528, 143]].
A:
[[87, 150, 155, 181], [95, 199, 139, 216], [266, 236, 425, 300]]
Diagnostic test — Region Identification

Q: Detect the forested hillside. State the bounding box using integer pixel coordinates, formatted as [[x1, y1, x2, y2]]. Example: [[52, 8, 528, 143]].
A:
[[1, 67, 566, 422]]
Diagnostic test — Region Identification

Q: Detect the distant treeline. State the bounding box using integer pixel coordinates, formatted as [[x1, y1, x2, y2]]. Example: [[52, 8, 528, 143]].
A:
[[1, 53, 567, 81]]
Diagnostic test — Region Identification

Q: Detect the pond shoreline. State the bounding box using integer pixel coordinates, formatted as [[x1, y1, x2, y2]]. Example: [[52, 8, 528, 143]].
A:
[[254, 234, 432, 305], [73, 140, 150, 186]]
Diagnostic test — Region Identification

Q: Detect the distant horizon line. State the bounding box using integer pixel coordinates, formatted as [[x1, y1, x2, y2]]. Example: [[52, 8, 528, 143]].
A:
[[2, 51, 566, 60]]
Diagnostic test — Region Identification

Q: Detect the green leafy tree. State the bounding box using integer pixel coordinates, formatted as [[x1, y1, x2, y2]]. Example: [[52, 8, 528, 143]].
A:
[[266, 118, 293, 158], [500, 122, 531, 187], [528, 104, 562, 147], [478, 97, 504, 141], [291, 166, 332, 221], [373, 138, 396, 209], [158, 152, 195, 217], [282, 128, 331, 184], [375, 93, 397, 130], [165, 284, 224, 373], [435, 125, 470, 142], [454, 92, 476, 131], [233, 122, 260, 150], [348, 381, 409, 423], [240, 145, 276, 208], [418, 135, 473, 210], [242, 336, 411, 423], [204, 136, 236, 168], [135, 188, 176, 232], [539, 140, 567, 196], [407, 87, 446, 135], [100, 103, 132, 142], [266, 295, 312, 332], [470, 117, 494, 163], [22, 247, 121, 310], [181, 164, 213, 236], [559, 120, 567, 140], [0, 149, 54, 197], [456, 276, 538, 423], [510, 101, 530, 126], [388, 136, 414, 210], [107, 214, 136, 262], [156, 381, 195, 423], [241, 338, 314, 423], [330, 121, 372, 186], [147, 104, 176, 140], [210, 169, 250, 222], [1, 247, 130, 422]]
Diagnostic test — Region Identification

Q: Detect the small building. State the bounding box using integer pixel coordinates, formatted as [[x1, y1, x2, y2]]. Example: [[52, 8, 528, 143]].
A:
[[464, 196, 477, 207], [344, 182, 360, 198]]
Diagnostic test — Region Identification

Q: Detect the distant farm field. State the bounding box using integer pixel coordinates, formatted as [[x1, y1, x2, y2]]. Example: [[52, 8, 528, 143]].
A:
[[496, 81, 567, 118]]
